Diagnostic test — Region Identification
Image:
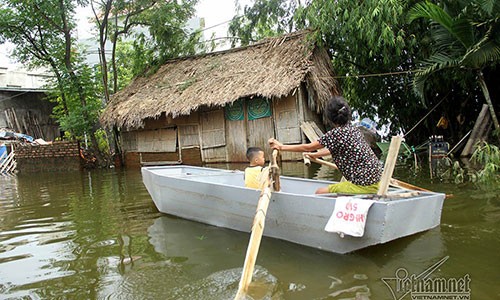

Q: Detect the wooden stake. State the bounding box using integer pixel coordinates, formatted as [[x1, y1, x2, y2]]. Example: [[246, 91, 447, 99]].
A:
[[302, 153, 311, 166], [377, 136, 402, 196], [461, 104, 490, 157], [271, 150, 281, 191]]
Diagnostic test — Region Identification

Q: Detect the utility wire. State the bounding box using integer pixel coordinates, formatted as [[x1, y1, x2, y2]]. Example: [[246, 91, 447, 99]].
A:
[[197, 14, 246, 33], [403, 96, 446, 138], [333, 70, 415, 79]]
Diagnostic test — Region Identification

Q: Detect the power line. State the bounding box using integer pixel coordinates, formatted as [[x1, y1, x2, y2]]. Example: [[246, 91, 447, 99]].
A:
[[198, 14, 245, 33], [200, 19, 233, 32], [333, 70, 415, 79], [403, 96, 447, 138]]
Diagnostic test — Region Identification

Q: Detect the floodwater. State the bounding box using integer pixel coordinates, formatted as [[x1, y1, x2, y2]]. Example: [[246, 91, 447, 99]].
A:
[[0, 163, 499, 299]]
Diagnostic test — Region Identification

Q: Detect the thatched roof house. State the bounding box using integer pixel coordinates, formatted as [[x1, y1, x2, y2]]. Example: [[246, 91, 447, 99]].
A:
[[101, 30, 340, 166]]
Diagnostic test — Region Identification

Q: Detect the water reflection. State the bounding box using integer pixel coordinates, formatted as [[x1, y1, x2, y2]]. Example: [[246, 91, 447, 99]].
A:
[[0, 170, 161, 299], [145, 215, 446, 299], [0, 165, 499, 299]]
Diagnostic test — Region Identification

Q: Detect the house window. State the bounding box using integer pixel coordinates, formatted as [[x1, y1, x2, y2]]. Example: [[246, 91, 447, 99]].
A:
[[137, 127, 177, 152]]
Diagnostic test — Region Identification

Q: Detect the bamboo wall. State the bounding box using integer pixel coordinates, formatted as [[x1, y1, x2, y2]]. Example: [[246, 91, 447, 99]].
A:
[[120, 86, 323, 166]]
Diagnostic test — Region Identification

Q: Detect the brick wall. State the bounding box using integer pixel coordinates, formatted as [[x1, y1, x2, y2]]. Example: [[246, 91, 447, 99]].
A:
[[16, 141, 81, 172]]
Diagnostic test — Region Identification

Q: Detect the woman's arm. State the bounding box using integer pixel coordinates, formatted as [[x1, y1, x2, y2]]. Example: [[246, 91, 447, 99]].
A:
[[304, 148, 331, 159], [268, 138, 323, 152]]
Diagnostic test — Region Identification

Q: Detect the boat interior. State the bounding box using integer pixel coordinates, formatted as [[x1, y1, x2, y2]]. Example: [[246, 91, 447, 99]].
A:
[[143, 166, 430, 200]]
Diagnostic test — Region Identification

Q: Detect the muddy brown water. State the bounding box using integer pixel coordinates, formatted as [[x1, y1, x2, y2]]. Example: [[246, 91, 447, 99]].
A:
[[0, 163, 498, 299]]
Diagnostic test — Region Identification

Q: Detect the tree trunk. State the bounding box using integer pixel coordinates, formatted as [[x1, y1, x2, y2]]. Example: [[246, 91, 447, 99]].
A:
[[98, 0, 112, 105], [111, 14, 119, 94], [478, 71, 500, 132]]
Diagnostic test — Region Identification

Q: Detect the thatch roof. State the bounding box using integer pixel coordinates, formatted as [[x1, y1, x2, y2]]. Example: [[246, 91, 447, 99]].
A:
[[100, 30, 340, 129]]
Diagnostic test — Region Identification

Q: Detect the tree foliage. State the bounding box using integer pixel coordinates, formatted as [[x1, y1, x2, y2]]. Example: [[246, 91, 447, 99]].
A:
[[229, 0, 298, 46], [89, 0, 200, 96], [0, 0, 102, 141], [228, 0, 499, 146], [141, 0, 201, 62], [295, 0, 439, 138], [409, 0, 500, 132]]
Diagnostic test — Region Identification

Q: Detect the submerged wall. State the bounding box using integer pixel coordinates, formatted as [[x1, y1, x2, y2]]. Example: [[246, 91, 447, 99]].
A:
[[15, 141, 81, 172]]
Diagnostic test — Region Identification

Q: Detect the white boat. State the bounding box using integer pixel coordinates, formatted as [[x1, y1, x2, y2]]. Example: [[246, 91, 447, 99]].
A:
[[142, 165, 445, 254]]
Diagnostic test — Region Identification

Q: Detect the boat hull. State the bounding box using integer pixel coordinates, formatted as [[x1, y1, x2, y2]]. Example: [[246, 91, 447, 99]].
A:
[[142, 166, 445, 254]]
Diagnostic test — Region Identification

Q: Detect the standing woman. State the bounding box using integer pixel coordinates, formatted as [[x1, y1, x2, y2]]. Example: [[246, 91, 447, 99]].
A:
[[268, 96, 382, 194]]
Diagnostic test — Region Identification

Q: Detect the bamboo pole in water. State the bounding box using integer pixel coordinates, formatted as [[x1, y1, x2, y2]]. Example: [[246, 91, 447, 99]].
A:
[[235, 149, 279, 299]]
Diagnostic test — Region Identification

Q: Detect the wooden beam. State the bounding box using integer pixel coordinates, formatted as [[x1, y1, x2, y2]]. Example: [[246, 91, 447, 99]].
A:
[[299, 121, 332, 159], [461, 104, 491, 157]]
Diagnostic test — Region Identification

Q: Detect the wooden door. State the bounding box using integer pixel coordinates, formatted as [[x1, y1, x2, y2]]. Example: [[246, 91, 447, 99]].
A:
[[200, 109, 226, 162]]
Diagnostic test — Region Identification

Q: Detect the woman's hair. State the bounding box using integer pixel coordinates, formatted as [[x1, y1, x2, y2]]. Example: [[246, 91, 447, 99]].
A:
[[325, 96, 351, 126]]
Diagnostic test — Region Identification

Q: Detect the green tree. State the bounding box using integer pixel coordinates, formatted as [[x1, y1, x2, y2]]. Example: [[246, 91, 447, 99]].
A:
[[0, 0, 103, 143], [295, 0, 430, 131], [229, 0, 298, 46], [88, 0, 201, 91], [409, 0, 500, 133], [229, 0, 431, 137], [137, 0, 201, 65], [86, 0, 200, 164]]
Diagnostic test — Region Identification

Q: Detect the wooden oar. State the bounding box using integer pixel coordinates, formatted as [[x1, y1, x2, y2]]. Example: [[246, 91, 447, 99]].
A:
[[389, 178, 430, 192], [303, 154, 431, 193], [235, 149, 280, 299]]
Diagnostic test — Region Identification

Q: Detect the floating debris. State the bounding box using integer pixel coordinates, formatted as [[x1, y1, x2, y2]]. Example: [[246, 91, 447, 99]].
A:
[[287, 282, 306, 292], [328, 284, 370, 299], [353, 274, 368, 280], [328, 275, 342, 289]]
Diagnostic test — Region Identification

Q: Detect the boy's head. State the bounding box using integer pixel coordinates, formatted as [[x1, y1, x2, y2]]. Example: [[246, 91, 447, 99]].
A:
[[325, 96, 351, 126], [246, 147, 265, 166]]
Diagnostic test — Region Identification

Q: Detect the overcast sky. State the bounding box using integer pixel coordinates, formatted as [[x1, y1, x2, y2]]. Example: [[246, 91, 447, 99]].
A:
[[75, 0, 244, 38], [0, 0, 249, 68]]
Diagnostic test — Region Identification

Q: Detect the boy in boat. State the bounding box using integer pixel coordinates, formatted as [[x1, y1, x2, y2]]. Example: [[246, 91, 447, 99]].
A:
[[244, 147, 266, 189], [269, 96, 382, 194]]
